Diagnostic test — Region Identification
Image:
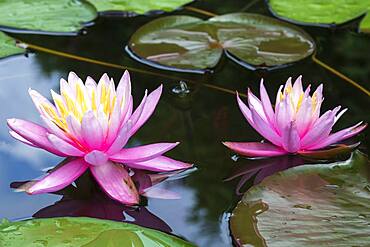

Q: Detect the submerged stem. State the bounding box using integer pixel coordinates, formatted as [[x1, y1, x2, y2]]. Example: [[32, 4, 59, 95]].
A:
[[312, 53, 370, 97]]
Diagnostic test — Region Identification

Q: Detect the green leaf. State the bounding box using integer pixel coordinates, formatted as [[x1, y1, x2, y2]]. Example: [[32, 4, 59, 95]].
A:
[[230, 151, 370, 246], [0, 0, 97, 34], [268, 0, 370, 33], [0, 217, 195, 247], [128, 13, 315, 73], [0, 32, 24, 58], [87, 0, 193, 15]]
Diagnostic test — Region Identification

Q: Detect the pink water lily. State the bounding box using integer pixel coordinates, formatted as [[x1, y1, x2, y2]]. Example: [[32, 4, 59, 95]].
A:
[[223, 76, 367, 157], [7, 71, 192, 205]]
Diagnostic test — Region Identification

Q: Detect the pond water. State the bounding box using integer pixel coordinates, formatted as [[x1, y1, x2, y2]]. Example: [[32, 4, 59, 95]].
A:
[[0, 0, 369, 246]]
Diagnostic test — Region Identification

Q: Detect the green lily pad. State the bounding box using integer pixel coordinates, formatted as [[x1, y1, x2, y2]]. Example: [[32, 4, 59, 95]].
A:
[[127, 13, 315, 73], [0, 0, 97, 34], [268, 0, 370, 33], [0, 217, 194, 246], [87, 0, 193, 15], [0, 32, 24, 58], [230, 151, 370, 246]]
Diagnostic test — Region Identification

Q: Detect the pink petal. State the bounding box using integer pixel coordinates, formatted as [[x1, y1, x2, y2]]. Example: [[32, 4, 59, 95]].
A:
[[300, 110, 335, 148], [28, 89, 57, 117], [259, 80, 275, 126], [128, 85, 162, 137], [9, 130, 37, 147], [105, 101, 122, 147], [47, 134, 85, 156], [223, 142, 287, 157], [247, 88, 267, 122], [40, 115, 72, 144], [116, 70, 131, 111], [106, 121, 132, 155], [307, 122, 367, 150], [126, 156, 192, 172], [110, 142, 179, 163], [236, 92, 253, 125], [84, 150, 109, 166], [250, 107, 282, 146], [27, 158, 89, 194], [275, 94, 293, 134], [7, 118, 65, 156], [281, 121, 301, 153], [296, 97, 313, 136], [81, 111, 104, 150], [90, 161, 139, 205]]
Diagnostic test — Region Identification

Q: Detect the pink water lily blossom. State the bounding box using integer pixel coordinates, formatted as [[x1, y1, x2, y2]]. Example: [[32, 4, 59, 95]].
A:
[[223, 76, 367, 157], [7, 71, 192, 205]]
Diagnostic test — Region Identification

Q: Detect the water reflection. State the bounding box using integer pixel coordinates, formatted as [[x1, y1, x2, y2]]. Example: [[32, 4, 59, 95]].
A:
[[11, 172, 173, 233], [225, 149, 356, 196]]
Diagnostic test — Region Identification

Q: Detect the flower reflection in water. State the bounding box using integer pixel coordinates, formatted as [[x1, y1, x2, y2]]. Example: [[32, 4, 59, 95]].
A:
[[10, 158, 191, 233]]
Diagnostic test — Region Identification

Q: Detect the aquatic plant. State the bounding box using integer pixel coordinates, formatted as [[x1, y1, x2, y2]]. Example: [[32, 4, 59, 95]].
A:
[[7, 71, 192, 205], [223, 76, 367, 157]]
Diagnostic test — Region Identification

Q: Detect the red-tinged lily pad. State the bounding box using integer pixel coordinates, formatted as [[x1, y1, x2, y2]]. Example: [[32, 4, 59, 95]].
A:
[[230, 151, 370, 246], [0, 217, 195, 247], [298, 142, 361, 160], [127, 13, 315, 73]]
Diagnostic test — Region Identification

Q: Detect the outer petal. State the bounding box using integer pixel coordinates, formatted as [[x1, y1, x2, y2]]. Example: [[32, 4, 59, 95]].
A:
[[259, 80, 275, 125], [110, 142, 179, 163], [281, 121, 301, 153], [27, 158, 89, 194], [81, 111, 104, 150], [128, 85, 162, 137], [90, 161, 139, 205], [47, 134, 85, 156], [300, 110, 335, 148], [126, 156, 192, 172], [307, 122, 367, 150], [7, 118, 65, 156], [223, 142, 287, 157], [250, 107, 282, 146], [237, 92, 253, 125], [247, 88, 267, 122], [116, 70, 131, 113], [9, 130, 37, 147]]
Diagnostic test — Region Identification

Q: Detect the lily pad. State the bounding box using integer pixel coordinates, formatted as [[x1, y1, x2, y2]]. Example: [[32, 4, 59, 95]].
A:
[[0, 0, 97, 34], [0, 32, 24, 58], [87, 0, 193, 15], [127, 13, 315, 73], [230, 151, 370, 246], [268, 0, 370, 33], [0, 217, 194, 246]]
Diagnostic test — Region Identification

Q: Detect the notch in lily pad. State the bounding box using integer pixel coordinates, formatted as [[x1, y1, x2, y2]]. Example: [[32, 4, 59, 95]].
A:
[[127, 13, 316, 73], [268, 0, 370, 33]]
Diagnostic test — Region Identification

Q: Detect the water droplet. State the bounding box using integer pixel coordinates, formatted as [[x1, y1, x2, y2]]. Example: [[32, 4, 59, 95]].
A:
[[231, 154, 239, 162], [172, 81, 190, 97]]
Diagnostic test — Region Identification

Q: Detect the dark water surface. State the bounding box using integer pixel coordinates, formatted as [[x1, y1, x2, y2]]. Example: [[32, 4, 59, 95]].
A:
[[0, 1, 369, 246]]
